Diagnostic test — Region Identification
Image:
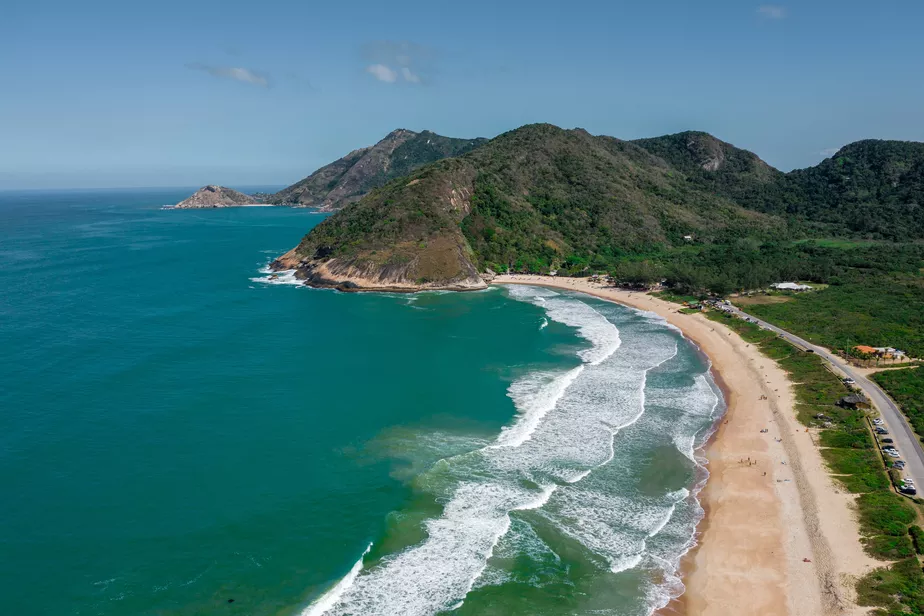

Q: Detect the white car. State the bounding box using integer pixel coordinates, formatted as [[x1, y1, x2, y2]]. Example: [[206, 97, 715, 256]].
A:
[[873, 418, 884, 425], [889, 451, 901, 458]]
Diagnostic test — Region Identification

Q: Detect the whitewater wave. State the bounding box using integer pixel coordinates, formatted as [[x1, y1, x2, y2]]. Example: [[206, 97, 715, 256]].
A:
[[301, 544, 372, 616], [304, 286, 722, 616], [250, 265, 304, 286]]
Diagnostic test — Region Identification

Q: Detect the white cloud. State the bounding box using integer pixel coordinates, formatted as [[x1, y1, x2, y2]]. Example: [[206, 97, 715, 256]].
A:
[[362, 41, 433, 85], [757, 5, 786, 19], [366, 64, 398, 83], [401, 67, 421, 83], [186, 63, 269, 87]]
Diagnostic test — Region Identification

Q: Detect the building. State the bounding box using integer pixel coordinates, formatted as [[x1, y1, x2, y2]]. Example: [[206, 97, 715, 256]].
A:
[[837, 394, 871, 410], [853, 345, 908, 359], [771, 282, 813, 291], [873, 347, 908, 360]]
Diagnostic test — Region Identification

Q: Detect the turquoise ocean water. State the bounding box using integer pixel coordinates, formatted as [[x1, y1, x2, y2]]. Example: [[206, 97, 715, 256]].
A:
[[0, 189, 723, 615]]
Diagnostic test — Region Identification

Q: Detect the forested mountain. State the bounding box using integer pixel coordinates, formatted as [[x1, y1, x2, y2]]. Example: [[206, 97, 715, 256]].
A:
[[273, 123, 924, 291], [631, 131, 789, 215], [267, 129, 486, 210], [273, 124, 784, 289], [786, 140, 924, 238], [632, 133, 924, 238]]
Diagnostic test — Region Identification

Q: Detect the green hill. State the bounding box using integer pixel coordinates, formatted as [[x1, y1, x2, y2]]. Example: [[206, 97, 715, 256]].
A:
[[786, 140, 924, 238], [632, 133, 924, 238]]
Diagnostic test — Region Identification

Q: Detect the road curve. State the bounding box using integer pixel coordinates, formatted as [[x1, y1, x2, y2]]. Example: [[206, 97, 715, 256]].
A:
[[729, 306, 924, 492]]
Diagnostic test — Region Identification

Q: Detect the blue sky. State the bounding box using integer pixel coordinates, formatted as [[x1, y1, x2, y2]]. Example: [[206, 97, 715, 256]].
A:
[[2, 0, 923, 189]]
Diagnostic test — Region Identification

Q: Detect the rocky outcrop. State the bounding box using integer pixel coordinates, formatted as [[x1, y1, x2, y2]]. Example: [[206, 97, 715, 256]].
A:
[[267, 129, 486, 210], [269, 157, 487, 292], [271, 239, 487, 293], [175, 185, 259, 208]]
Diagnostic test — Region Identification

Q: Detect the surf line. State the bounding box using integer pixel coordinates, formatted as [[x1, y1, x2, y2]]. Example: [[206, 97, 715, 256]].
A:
[[301, 543, 373, 616]]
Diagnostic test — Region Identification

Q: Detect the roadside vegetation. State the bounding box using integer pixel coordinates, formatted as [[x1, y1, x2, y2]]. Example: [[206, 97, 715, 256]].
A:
[[602, 241, 924, 358], [706, 312, 924, 614], [873, 368, 924, 443]]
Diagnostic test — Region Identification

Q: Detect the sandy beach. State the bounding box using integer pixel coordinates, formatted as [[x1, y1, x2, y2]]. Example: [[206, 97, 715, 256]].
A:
[[492, 275, 878, 616]]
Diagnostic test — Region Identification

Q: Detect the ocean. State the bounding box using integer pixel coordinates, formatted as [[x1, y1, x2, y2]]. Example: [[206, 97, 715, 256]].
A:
[[0, 189, 724, 615]]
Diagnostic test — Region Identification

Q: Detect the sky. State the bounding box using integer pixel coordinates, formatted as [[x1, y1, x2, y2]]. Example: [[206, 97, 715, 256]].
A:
[[2, 0, 924, 189]]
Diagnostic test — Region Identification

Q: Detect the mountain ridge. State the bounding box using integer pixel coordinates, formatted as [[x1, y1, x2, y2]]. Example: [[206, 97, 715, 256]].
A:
[[267, 129, 487, 210], [274, 123, 924, 292]]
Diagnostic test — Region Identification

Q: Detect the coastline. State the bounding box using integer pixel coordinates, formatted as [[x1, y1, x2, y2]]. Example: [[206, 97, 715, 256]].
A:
[[491, 275, 878, 616]]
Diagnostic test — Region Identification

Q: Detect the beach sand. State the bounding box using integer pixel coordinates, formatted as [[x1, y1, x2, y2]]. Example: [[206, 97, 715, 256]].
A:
[[492, 275, 878, 616]]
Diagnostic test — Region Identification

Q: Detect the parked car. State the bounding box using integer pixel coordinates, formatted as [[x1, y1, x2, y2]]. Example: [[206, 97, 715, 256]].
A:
[[876, 428, 889, 434], [873, 418, 884, 425], [895, 461, 907, 469], [881, 438, 894, 444], [888, 451, 901, 458], [901, 486, 917, 495]]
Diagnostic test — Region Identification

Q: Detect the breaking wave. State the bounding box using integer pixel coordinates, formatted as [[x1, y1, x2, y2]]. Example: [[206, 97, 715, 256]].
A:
[[302, 286, 723, 616]]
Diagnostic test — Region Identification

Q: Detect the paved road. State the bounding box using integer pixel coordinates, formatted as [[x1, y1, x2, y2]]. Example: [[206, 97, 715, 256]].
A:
[[728, 306, 923, 493]]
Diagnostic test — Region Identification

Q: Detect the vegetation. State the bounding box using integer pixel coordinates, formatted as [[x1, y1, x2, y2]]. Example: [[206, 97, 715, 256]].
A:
[[873, 368, 924, 441], [738, 244, 924, 358], [909, 525, 924, 555], [634, 133, 924, 240], [857, 558, 924, 613], [788, 140, 924, 240]]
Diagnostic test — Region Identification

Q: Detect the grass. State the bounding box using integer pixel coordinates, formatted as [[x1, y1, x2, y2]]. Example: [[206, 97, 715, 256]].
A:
[[706, 310, 924, 614], [733, 294, 793, 305], [651, 290, 700, 305], [742, 275, 924, 359]]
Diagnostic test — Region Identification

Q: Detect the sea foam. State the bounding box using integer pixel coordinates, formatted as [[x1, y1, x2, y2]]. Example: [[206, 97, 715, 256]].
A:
[[304, 286, 720, 616]]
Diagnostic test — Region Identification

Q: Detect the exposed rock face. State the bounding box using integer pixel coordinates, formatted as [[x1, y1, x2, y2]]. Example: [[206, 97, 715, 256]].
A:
[[267, 129, 486, 210], [175, 185, 258, 208], [270, 156, 487, 292]]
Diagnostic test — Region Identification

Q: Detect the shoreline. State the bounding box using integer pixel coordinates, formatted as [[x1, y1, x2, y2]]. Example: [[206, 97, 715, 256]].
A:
[[491, 275, 877, 616]]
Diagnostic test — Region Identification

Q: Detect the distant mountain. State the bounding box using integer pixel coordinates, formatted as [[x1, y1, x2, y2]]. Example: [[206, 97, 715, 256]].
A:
[[272, 124, 784, 291], [175, 185, 258, 208], [631, 133, 924, 238], [268, 129, 487, 210], [631, 131, 788, 214]]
